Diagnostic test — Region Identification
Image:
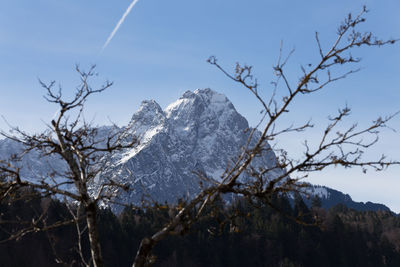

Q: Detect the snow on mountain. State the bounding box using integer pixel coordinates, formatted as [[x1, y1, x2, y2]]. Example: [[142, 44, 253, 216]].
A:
[[0, 89, 392, 212], [0, 138, 67, 184], [306, 185, 330, 199], [301, 185, 390, 212], [95, 88, 281, 205]]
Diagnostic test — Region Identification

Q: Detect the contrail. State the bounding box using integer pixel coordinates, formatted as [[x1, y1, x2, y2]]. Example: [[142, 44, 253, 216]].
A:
[[101, 0, 140, 52]]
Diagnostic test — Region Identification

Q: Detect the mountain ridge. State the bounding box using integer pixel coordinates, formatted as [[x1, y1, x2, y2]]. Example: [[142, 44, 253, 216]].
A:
[[0, 89, 392, 213], [94, 88, 282, 206]]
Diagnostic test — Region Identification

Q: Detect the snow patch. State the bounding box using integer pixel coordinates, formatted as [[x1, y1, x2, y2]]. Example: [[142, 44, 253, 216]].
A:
[[307, 186, 329, 199]]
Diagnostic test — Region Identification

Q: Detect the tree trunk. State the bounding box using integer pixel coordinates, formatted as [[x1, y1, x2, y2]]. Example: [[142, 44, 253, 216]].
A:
[[133, 237, 155, 267], [86, 202, 104, 267]]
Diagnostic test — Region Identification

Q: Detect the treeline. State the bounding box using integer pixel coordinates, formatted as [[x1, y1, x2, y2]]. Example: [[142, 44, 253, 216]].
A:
[[1, 190, 400, 267]]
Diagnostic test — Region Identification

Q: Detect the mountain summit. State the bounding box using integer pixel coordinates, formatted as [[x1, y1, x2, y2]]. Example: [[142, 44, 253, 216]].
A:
[[96, 88, 280, 205], [0, 89, 391, 212]]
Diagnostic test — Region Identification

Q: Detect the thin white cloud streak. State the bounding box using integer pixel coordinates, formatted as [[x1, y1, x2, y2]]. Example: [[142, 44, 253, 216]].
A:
[[101, 0, 140, 52]]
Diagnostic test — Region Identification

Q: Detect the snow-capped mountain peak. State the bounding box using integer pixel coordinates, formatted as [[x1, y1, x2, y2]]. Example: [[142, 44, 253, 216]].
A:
[[0, 88, 390, 212], [95, 88, 275, 205]]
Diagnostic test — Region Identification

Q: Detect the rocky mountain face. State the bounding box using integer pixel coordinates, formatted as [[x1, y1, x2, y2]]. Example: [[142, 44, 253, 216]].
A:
[[95, 89, 281, 205], [0, 138, 67, 183], [304, 185, 391, 212], [0, 89, 392, 213]]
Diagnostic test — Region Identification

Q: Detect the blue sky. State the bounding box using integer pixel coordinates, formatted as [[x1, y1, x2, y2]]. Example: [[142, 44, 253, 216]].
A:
[[1, 0, 400, 211]]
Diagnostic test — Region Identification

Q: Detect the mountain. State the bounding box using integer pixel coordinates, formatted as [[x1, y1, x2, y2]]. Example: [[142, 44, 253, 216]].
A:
[[0, 138, 67, 182], [94, 88, 282, 205], [304, 185, 391, 212], [0, 89, 392, 213]]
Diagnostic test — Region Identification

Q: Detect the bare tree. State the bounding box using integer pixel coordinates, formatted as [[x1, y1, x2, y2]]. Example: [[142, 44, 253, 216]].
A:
[[0, 65, 137, 267], [132, 7, 399, 266], [0, 6, 398, 267]]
